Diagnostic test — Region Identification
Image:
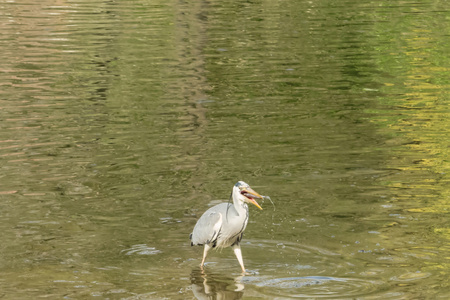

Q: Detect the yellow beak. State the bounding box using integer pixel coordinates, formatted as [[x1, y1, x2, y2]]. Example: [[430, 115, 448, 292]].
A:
[[243, 187, 263, 210]]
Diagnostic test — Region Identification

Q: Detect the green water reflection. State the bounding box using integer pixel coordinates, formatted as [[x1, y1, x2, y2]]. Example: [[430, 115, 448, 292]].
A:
[[0, 0, 448, 298]]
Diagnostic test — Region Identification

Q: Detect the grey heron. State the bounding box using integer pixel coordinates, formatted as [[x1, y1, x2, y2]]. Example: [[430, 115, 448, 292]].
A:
[[190, 181, 263, 272]]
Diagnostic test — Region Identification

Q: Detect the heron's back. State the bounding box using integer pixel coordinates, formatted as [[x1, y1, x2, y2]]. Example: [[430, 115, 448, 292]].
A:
[[190, 203, 248, 248]]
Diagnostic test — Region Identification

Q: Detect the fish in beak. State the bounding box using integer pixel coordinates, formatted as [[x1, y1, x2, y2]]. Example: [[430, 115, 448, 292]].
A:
[[241, 187, 263, 210]]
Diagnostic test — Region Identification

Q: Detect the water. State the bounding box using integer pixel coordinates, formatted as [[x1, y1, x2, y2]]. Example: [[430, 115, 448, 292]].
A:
[[0, 0, 449, 298]]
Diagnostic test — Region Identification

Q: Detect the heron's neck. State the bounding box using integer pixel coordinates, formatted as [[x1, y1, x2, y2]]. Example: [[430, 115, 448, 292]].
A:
[[232, 195, 248, 216]]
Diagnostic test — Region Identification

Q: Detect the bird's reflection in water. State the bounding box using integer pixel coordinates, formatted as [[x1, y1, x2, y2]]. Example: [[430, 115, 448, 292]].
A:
[[190, 268, 245, 300]]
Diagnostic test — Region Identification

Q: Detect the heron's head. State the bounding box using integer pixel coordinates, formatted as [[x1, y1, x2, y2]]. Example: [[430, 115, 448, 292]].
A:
[[233, 181, 263, 210]]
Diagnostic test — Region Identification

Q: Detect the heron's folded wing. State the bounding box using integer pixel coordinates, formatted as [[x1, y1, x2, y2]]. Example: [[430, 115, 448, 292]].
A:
[[190, 211, 223, 245]]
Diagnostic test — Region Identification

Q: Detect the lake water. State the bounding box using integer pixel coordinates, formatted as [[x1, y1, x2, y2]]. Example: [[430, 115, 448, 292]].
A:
[[0, 0, 448, 299]]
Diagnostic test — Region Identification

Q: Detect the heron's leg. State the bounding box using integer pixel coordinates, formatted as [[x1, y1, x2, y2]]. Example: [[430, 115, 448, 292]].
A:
[[232, 244, 246, 273], [200, 244, 211, 269]]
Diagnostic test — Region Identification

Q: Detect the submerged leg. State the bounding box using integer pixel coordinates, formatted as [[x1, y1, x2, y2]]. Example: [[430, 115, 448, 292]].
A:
[[232, 244, 246, 273], [200, 244, 211, 269]]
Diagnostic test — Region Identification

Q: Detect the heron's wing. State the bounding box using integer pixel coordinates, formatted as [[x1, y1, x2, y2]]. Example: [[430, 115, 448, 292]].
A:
[[190, 210, 223, 246]]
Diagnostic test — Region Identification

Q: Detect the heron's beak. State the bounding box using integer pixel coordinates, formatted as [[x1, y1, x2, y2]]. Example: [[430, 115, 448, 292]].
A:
[[242, 188, 263, 210]]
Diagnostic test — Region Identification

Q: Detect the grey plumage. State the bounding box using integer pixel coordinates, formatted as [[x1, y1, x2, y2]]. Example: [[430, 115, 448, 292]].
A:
[[190, 181, 263, 272]]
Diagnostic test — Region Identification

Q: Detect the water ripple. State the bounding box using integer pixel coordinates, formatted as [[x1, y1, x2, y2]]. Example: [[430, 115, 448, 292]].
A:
[[121, 244, 162, 256], [247, 275, 384, 298]]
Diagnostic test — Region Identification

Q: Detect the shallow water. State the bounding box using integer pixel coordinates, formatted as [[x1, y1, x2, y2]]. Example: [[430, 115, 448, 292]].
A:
[[0, 0, 449, 299]]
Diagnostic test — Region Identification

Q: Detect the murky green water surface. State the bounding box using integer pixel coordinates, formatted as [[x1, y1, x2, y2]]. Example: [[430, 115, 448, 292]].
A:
[[0, 0, 449, 299]]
